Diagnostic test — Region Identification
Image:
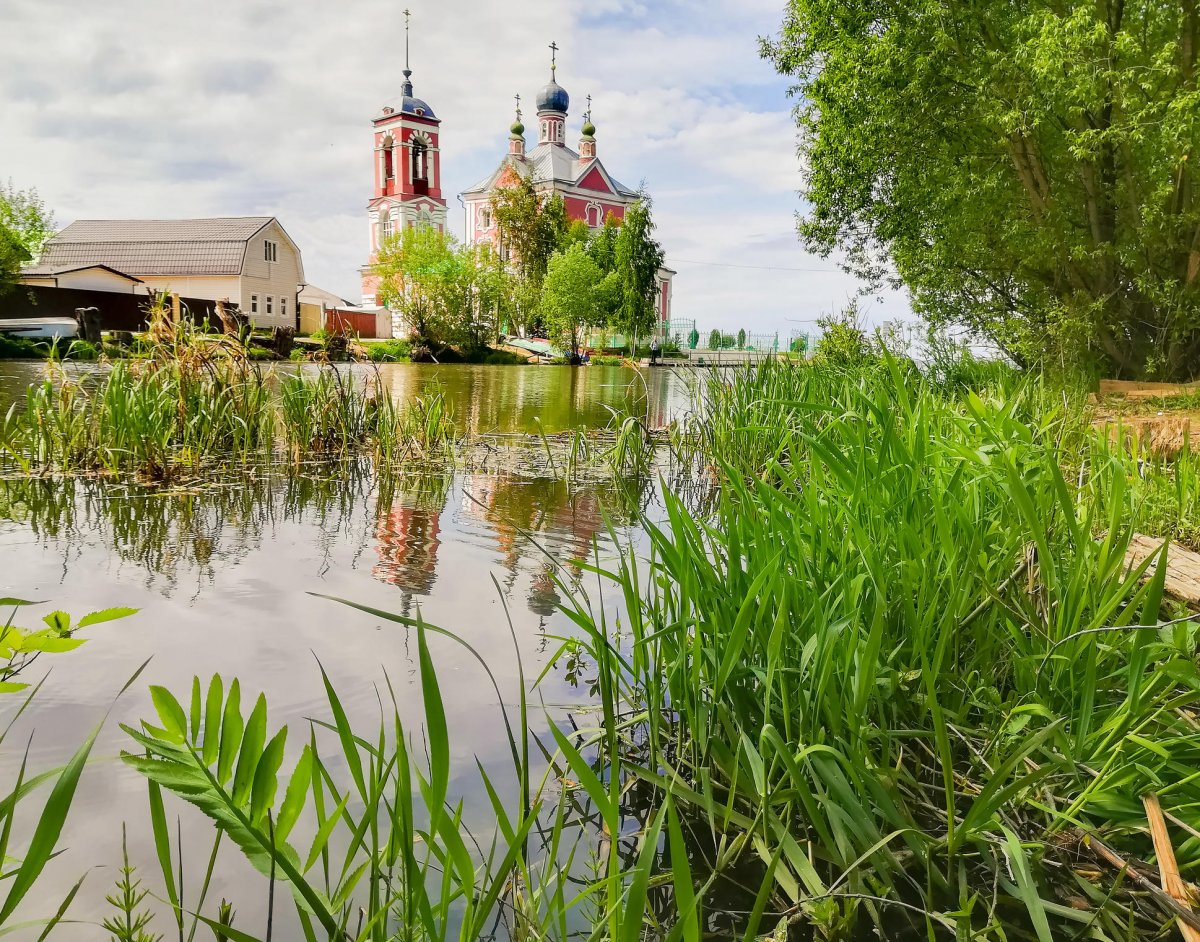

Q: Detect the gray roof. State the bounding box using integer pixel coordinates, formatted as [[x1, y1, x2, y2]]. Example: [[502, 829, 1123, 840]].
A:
[[299, 283, 351, 309], [463, 144, 637, 199], [39, 217, 275, 276]]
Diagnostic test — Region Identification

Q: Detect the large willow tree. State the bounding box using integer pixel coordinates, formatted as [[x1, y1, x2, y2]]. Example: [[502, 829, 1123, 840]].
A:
[[765, 1, 1200, 379]]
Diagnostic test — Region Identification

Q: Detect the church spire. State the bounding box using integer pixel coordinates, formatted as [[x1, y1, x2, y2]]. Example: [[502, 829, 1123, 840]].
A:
[[579, 94, 597, 158], [402, 8, 414, 97], [509, 93, 526, 159]]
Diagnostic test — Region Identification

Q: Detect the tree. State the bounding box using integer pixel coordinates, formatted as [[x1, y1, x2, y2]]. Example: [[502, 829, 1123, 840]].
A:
[[737, 328, 747, 350], [374, 227, 464, 348], [490, 177, 572, 337], [539, 244, 603, 360], [708, 329, 721, 350], [612, 196, 666, 354], [764, 1, 1200, 380], [688, 327, 700, 350], [0, 181, 54, 296], [0, 181, 54, 259]]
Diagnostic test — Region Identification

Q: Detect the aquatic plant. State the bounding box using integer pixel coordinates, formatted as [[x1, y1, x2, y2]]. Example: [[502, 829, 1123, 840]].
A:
[[0, 362, 457, 477], [551, 358, 1200, 938]]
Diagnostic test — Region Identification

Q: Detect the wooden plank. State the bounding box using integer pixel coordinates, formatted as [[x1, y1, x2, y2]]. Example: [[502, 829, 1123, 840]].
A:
[[1125, 535, 1200, 606], [1100, 379, 1200, 400], [1144, 794, 1200, 942]]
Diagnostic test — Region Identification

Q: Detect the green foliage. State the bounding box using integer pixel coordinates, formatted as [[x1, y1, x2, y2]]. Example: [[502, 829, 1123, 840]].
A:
[[374, 230, 508, 352], [363, 338, 412, 362], [539, 243, 604, 358], [707, 328, 720, 349], [736, 328, 746, 349], [687, 326, 699, 349], [101, 825, 160, 942], [373, 227, 463, 347], [612, 196, 666, 352], [0, 181, 53, 296], [812, 305, 877, 369], [0, 648, 146, 937], [0, 361, 456, 475], [0, 600, 137, 694], [0, 181, 55, 259], [764, 0, 1200, 380]]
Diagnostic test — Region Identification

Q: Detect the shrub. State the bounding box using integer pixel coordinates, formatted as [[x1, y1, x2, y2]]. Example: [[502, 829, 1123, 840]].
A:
[[365, 339, 412, 362]]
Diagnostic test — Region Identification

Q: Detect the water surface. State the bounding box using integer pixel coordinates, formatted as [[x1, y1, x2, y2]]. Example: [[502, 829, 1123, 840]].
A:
[[0, 363, 689, 937]]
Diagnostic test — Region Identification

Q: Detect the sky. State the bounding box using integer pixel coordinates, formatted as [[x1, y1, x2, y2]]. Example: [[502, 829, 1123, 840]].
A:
[[0, 0, 912, 338]]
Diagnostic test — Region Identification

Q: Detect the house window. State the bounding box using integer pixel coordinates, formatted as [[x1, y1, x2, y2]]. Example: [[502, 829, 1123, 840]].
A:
[[586, 204, 601, 227], [250, 294, 258, 314], [264, 240, 278, 263], [280, 297, 287, 320], [266, 296, 273, 315]]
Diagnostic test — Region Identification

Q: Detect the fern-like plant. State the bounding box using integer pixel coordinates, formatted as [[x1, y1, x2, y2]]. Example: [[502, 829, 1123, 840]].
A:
[[101, 824, 159, 942]]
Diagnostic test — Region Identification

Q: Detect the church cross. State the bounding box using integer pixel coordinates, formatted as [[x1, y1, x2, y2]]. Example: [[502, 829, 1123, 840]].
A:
[[549, 41, 559, 75], [514, 93, 522, 121], [404, 9, 412, 70], [586, 94, 593, 121]]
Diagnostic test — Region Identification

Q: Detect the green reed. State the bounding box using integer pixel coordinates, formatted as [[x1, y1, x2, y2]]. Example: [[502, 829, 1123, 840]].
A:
[[543, 357, 1200, 939], [0, 362, 455, 477]]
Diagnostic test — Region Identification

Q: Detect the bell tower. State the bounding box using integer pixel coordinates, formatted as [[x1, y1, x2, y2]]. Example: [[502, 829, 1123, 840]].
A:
[[361, 9, 448, 308]]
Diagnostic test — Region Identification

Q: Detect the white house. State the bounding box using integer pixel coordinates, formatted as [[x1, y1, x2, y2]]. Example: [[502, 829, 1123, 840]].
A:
[[27, 217, 304, 329]]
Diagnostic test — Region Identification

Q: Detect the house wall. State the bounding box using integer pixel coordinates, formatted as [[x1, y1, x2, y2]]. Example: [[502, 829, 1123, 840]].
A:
[[298, 302, 325, 335], [138, 275, 242, 303], [239, 219, 304, 329], [56, 269, 142, 293]]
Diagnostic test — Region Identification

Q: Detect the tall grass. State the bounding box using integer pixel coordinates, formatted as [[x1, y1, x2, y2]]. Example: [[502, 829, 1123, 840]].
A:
[[548, 358, 1200, 938], [0, 362, 455, 477]]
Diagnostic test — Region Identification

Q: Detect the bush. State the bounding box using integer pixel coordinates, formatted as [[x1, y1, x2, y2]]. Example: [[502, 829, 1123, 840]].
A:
[[0, 334, 44, 359], [365, 339, 412, 362], [479, 349, 525, 365], [589, 354, 626, 366]]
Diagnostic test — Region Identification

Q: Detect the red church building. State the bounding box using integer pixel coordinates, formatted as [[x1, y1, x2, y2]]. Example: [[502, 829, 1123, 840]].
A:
[[461, 49, 674, 331]]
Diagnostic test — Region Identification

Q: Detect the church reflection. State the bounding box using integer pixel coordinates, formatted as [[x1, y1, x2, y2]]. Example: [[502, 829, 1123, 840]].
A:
[[0, 463, 654, 617]]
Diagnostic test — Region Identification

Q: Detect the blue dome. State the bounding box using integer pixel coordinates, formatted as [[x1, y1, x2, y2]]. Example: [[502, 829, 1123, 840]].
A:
[[536, 79, 569, 114], [396, 71, 436, 118]]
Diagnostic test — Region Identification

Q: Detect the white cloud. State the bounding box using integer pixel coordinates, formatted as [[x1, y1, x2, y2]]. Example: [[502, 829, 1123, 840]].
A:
[[0, 0, 911, 334]]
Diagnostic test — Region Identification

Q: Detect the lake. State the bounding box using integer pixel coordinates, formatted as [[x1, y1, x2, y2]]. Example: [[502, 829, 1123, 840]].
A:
[[0, 363, 692, 938]]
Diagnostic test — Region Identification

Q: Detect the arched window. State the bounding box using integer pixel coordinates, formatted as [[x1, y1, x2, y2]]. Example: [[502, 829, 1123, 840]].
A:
[[412, 139, 428, 183], [382, 136, 394, 181], [585, 204, 602, 228], [381, 209, 393, 244]]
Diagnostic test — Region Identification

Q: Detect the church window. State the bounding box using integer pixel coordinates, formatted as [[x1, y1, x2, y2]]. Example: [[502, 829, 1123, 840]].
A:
[[382, 211, 393, 241], [586, 204, 601, 227], [480, 207, 492, 230], [412, 139, 428, 182], [382, 136, 395, 180]]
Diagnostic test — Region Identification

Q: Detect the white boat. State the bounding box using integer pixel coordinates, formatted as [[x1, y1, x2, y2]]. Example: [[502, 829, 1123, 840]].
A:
[[0, 317, 81, 340]]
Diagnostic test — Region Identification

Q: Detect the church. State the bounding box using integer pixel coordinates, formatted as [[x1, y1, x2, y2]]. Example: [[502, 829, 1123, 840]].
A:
[[360, 34, 674, 335]]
